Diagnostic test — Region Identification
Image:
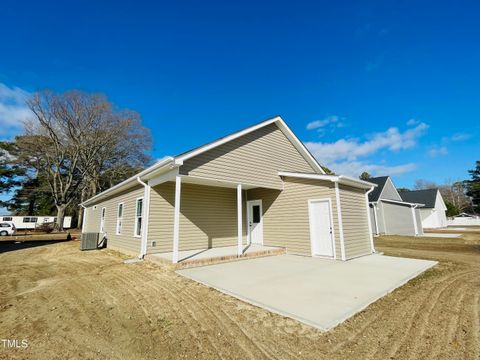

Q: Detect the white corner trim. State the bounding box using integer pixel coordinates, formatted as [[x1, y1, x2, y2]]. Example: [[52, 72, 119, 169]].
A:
[[172, 175, 182, 264], [80, 204, 87, 234], [237, 184, 243, 256], [365, 186, 375, 253], [307, 198, 336, 259], [335, 183, 346, 261]]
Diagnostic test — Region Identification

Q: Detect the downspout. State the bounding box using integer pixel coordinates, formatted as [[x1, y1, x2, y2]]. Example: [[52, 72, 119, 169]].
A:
[[372, 203, 380, 235], [411, 204, 419, 236], [365, 186, 376, 253], [136, 177, 151, 259]]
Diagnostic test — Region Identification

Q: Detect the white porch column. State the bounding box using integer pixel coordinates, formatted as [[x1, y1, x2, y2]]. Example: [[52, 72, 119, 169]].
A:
[[173, 175, 182, 263], [237, 184, 243, 256]]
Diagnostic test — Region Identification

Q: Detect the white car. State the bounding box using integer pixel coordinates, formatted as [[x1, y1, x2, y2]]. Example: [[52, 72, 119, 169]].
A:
[[0, 222, 16, 236]]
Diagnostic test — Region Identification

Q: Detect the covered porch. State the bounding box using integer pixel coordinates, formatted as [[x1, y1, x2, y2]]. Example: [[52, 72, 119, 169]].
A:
[[148, 244, 285, 269], [144, 170, 282, 265]]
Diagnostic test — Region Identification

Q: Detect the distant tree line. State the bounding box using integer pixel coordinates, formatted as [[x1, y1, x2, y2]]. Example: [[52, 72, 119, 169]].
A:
[[358, 164, 480, 217], [0, 90, 152, 231]]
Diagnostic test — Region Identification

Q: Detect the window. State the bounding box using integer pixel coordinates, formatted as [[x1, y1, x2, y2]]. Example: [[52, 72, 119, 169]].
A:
[[252, 205, 261, 223], [100, 208, 106, 233], [0, 223, 11, 228], [3, 217, 12, 221], [134, 198, 143, 237], [116, 203, 124, 235], [23, 217, 38, 223]]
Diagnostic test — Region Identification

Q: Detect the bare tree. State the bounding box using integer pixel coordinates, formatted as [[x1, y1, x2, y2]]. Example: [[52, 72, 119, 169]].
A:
[[414, 179, 438, 190], [439, 179, 473, 213], [23, 90, 151, 231]]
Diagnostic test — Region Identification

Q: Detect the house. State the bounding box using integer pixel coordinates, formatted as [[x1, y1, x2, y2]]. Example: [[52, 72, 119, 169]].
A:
[[81, 116, 376, 263], [1, 215, 72, 230], [400, 189, 447, 228], [368, 176, 424, 236]]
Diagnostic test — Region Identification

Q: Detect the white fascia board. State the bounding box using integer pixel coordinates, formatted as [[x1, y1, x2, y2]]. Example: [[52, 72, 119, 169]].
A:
[[278, 171, 338, 182], [173, 116, 326, 174], [337, 175, 378, 189], [278, 172, 377, 190], [274, 118, 326, 174], [82, 156, 174, 206]]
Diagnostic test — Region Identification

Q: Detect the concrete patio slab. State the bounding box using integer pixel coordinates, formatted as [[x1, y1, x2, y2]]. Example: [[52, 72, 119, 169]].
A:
[[178, 254, 436, 331]]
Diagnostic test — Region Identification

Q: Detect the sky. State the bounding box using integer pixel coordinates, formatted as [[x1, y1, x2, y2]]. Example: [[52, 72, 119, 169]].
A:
[[1, 0, 479, 211]]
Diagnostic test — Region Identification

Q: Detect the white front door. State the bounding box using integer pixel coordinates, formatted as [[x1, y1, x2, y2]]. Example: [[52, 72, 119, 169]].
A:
[[247, 200, 263, 245], [308, 200, 334, 257]]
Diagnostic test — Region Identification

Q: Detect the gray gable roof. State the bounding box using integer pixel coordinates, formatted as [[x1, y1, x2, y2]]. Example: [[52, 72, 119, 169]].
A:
[[399, 189, 438, 208], [367, 176, 389, 202]]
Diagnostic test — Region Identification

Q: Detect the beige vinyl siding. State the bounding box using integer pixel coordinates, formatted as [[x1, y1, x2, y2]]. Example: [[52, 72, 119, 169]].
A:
[[247, 177, 341, 257], [147, 182, 247, 254], [339, 185, 372, 259], [180, 123, 316, 189], [83, 185, 144, 255]]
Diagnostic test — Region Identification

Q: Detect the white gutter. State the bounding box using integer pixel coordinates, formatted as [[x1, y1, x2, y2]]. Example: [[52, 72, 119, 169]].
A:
[[136, 177, 151, 259], [365, 186, 376, 253], [278, 172, 377, 190], [372, 203, 379, 235]]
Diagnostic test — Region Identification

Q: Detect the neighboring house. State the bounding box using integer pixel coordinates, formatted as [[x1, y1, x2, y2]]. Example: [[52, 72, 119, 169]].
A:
[[400, 189, 447, 228], [82, 116, 376, 263], [368, 176, 424, 236], [0, 216, 72, 230]]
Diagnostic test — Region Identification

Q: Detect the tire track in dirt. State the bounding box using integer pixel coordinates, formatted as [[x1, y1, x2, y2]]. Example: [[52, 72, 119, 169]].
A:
[[110, 270, 221, 358], [153, 274, 269, 359], [383, 271, 473, 359]]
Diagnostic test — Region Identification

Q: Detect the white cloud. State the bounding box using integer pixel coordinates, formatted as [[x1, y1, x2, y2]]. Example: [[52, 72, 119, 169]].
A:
[[406, 118, 419, 126], [330, 161, 416, 177], [428, 146, 448, 157], [305, 122, 428, 164], [305, 121, 428, 177], [450, 133, 471, 142], [0, 83, 32, 139], [306, 115, 340, 130]]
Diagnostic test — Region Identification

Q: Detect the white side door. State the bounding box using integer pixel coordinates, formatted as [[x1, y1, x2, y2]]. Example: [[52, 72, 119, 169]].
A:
[[247, 200, 263, 245], [308, 200, 334, 257]]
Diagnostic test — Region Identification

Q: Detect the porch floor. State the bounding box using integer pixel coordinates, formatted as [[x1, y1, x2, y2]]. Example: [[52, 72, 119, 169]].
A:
[[148, 244, 285, 268]]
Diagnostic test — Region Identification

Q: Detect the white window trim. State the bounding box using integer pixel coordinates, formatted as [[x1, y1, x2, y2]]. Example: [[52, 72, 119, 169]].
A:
[[134, 197, 144, 238], [100, 207, 106, 233], [116, 202, 124, 235]]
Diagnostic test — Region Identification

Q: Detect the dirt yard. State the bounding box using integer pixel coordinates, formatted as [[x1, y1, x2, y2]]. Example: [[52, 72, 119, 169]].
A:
[[1, 233, 479, 359]]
